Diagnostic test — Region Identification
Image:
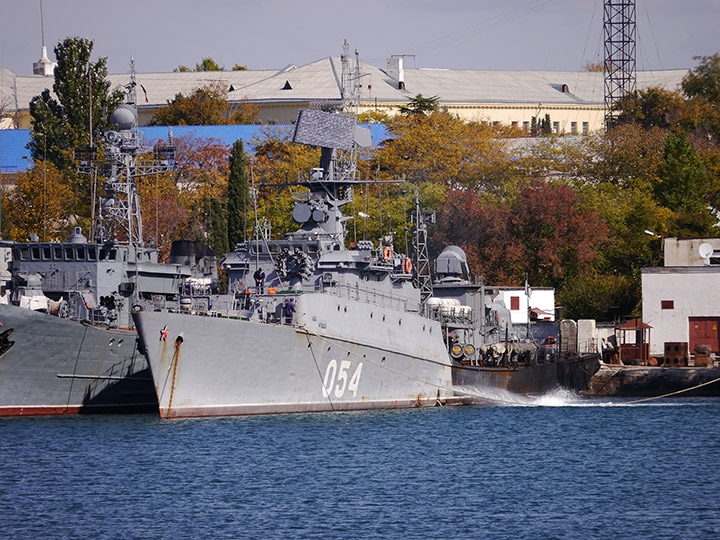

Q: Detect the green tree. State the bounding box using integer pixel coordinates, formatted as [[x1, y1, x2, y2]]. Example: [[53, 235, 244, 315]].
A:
[[209, 198, 229, 254], [28, 37, 122, 169], [399, 94, 439, 116], [196, 57, 223, 71], [609, 87, 685, 130], [227, 140, 250, 245], [682, 54, 720, 102], [681, 54, 720, 140], [654, 131, 709, 212]]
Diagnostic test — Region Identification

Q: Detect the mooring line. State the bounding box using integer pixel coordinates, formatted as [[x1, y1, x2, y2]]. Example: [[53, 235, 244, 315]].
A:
[[617, 376, 720, 405]]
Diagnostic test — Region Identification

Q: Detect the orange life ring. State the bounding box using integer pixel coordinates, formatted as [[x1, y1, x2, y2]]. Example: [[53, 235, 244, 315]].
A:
[[403, 258, 412, 274], [383, 247, 392, 262]]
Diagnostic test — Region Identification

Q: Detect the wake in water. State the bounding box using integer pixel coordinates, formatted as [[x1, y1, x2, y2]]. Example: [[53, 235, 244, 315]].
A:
[[453, 385, 591, 407], [453, 385, 720, 408]]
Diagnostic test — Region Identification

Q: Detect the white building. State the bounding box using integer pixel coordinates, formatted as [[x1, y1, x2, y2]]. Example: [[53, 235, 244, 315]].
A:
[[641, 238, 720, 358], [487, 286, 555, 325]]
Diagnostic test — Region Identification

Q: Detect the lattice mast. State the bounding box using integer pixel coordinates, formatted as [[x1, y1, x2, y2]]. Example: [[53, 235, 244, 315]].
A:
[[77, 58, 175, 247], [412, 193, 435, 305], [603, 0, 637, 128]]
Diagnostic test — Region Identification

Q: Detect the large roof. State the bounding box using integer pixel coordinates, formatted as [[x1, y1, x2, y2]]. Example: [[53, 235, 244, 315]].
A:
[[4, 56, 688, 113]]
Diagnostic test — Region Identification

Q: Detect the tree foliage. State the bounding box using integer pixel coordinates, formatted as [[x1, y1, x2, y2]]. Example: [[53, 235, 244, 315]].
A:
[[376, 112, 512, 192], [2, 161, 74, 241], [151, 82, 258, 125], [399, 94, 439, 116], [430, 180, 606, 288], [227, 140, 250, 246], [28, 37, 122, 170]]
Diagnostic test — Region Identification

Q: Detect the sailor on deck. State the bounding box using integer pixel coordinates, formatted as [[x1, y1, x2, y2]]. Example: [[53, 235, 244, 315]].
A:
[[254, 268, 265, 294]]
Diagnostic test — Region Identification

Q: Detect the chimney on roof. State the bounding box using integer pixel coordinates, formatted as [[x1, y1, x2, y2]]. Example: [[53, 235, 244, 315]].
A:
[[387, 56, 405, 90]]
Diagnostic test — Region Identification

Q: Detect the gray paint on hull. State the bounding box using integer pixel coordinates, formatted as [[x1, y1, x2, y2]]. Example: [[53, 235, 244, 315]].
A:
[[0, 303, 157, 415]]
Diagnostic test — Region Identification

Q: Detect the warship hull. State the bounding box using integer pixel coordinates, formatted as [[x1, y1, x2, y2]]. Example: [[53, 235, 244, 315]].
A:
[[0, 303, 158, 416], [453, 354, 602, 396], [133, 294, 463, 419]]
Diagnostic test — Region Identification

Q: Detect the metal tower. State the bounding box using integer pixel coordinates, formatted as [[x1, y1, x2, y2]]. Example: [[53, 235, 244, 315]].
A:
[[411, 193, 435, 306], [603, 0, 637, 128], [76, 58, 175, 247]]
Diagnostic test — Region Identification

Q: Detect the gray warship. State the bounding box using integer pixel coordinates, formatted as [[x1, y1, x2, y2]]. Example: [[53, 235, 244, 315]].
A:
[[0, 62, 211, 416], [132, 103, 599, 419]]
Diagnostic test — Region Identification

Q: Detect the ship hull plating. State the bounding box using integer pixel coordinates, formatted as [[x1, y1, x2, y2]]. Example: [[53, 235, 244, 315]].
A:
[[134, 299, 457, 419], [0, 303, 158, 416], [453, 354, 601, 395]]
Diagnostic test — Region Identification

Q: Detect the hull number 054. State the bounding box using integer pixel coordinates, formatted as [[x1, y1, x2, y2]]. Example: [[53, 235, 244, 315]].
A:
[[322, 359, 363, 398]]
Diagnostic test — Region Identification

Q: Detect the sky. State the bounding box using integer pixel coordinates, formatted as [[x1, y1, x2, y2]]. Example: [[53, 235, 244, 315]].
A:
[[1, 0, 718, 76]]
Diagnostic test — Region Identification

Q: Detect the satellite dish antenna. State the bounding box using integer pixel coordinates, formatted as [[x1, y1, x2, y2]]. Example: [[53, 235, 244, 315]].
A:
[[699, 243, 714, 259]]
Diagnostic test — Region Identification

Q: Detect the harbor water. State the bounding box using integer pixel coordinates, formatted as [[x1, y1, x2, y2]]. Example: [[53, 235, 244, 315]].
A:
[[1, 392, 719, 539]]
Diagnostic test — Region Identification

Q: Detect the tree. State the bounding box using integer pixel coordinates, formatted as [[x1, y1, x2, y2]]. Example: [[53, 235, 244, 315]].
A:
[[376, 112, 512, 192], [399, 94, 439, 116], [28, 37, 122, 170], [681, 54, 720, 140], [136, 173, 189, 261], [609, 87, 684, 130], [170, 135, 231, 243], [227, 140, 250, 246], [682, 54, 720, 103], [2, 161, 74, 241], [430, 180, 606, 289], [195, 57, 223, 71], [654, 131, 709, 213], [151, 82, 258, 125]]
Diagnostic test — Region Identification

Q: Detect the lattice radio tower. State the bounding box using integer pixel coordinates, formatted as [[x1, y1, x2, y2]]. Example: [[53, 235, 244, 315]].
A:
[[603, 0, 636, 128]]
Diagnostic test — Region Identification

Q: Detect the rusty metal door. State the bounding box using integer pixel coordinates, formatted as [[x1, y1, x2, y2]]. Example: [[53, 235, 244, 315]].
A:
[[689, 317, 720, 354]]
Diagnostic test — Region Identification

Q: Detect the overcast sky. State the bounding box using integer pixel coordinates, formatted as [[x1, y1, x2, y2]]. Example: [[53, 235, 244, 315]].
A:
[[1, 0, 718, 76]]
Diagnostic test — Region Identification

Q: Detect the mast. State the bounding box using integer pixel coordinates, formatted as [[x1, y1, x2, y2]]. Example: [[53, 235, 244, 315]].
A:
[[412, 193, 435, 305], [76, 58, 176, 247]]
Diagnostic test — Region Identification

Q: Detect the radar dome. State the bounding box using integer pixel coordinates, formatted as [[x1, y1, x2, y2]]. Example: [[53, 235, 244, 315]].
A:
[[110, 105, 137, 130]]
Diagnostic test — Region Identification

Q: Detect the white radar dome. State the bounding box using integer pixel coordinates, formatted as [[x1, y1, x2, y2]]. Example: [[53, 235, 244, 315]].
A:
[[110, 105, 137, 130]]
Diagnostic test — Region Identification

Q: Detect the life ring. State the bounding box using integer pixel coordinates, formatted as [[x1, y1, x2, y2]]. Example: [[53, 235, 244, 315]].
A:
[[403, 258, 412, 274], [383, 247, 392, 262]]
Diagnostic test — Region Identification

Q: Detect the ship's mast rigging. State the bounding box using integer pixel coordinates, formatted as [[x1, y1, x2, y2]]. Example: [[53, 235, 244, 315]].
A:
[[77, 58, 175, 248]]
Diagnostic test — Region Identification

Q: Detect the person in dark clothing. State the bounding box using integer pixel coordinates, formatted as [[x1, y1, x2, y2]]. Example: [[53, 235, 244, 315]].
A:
[[284, 298, 296, 325], [253, 268, 265, 294]]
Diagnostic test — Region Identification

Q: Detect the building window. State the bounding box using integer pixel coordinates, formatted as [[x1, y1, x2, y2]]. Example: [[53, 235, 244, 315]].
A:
[[582, 122, 589, 135], [523, 121, 530, 132], [661, 300, 674, 310], [571, 122, 577, 134], [511, 121, 518, 128], [510, 296, 520, 311]]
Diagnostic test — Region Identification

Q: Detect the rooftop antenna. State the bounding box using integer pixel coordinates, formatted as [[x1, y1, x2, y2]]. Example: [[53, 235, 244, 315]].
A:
[[603, 0, 637, 129], [33, 0, 55, 76]]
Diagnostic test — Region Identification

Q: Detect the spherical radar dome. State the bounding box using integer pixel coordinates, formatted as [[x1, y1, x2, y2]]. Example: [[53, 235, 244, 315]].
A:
[[110, 105, 137, 130]]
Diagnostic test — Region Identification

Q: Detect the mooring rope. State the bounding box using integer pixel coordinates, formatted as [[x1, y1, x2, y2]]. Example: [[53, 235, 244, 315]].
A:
[[617, 376, 720, 405]]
